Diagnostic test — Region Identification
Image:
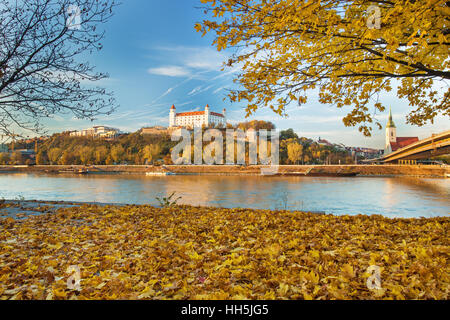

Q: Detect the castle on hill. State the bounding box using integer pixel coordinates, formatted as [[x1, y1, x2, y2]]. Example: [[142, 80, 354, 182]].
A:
[[169, 104, 226, 128]]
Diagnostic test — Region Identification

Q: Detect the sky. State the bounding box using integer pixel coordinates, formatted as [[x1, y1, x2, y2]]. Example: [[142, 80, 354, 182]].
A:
[[42, 0, 449, 149]]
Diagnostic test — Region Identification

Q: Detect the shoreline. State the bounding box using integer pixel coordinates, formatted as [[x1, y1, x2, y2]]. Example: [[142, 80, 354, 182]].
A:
[[1, 199, 448, 220], [1, 164, 449, 178]]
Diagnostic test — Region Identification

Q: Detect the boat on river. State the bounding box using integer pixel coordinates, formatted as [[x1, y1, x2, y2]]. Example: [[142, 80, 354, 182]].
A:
[[58, 168, 89, 174], [145, 171, 176, 176], [279, 172, 357, 177]]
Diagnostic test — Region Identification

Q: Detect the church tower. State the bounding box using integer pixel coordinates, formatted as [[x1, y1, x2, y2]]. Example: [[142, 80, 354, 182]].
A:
[[385, 107, 396, 153], [169, 105, 176, 127]]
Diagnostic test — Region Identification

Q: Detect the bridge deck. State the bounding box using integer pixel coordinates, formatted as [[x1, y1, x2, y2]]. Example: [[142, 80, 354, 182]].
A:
[[380, 130, 450, 163]]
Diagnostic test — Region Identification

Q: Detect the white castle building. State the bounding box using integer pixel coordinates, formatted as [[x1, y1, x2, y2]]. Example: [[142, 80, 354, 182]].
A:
[[70, 125, 120, 138], [169, 104, 226, 128]]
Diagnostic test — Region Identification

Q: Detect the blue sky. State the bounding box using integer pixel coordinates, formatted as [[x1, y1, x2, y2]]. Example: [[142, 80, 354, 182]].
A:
[[43, 0, 448, 149]]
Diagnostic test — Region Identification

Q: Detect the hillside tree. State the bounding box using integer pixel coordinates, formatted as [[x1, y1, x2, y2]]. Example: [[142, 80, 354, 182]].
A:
[[142, 144, 162, 164], [110, 145, 125, 164], [287, 142, 303, 164], [47, 147, 62, 164]]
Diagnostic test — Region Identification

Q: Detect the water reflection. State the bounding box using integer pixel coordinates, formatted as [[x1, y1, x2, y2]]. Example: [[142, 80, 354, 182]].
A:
[[1, 173, 449, 218]]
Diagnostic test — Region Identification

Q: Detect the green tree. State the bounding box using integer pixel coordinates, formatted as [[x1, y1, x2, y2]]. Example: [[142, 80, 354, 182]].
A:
[[59, 151, 74, 165], [309, 144, 323, 164], [79, 146, 94, 165], [35, 151, 48, 165], [47, 148, 62, 165], [94, 146, 109, 165], [110, 145, 125, 164], [11, 151, 23, 164], [105, 156, 114, 165], [0, 152, 10, 165], [237, 120, 275, 131], [142, 144, 162, 164], [280, 129, 299, 141]]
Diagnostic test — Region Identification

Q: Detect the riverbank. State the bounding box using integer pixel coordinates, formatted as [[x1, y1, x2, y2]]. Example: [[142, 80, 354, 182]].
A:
[[0, 202, 448, 300], [0, 200, 114, 220], [1, 164, 448, 178]]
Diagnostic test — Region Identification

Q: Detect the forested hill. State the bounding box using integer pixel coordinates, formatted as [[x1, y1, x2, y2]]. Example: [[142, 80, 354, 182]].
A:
[[3, 126, 355, 165], [30, 131, 174, 165]]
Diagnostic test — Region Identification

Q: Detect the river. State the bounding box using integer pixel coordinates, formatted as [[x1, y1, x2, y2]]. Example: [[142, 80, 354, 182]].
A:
[[0, 173, 449, 218]]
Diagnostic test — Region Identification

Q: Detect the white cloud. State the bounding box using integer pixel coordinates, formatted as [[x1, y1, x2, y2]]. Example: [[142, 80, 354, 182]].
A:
[[173, 100, 194, 107], [161, 87, 173, 97], [213, 86, 228, 94], [147, 66, 191, 77], [156, 46, 227, 72], [210, 66, 240, 80], [186, 84, 216, 97], [188, 86, 202, 96], [147, 46, 238, 83], [200, 85, 214, 94], [151, 76, 199, 104], [151, 87, 174, 104], [186, 60, 220, 70]]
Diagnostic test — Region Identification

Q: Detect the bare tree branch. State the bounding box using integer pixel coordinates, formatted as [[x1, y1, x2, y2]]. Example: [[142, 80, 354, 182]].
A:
[[0, 0, 119, 140]]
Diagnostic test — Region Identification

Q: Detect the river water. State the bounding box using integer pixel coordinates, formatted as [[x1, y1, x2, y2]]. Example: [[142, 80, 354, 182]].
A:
[[0, 173, 449, 218]]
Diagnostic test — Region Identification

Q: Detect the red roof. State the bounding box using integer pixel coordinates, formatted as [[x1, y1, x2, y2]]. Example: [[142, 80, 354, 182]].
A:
[[390, 137, 419, 151], [318, 139, 332, 146], [176, 111, 205, 116], [176, 111, 224, 118], [211, 112, 224, 118], [170, 105, 175, 110]]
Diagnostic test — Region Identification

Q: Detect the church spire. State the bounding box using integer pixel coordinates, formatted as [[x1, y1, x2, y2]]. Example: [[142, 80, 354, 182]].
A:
[[386, 107, 396, 128]]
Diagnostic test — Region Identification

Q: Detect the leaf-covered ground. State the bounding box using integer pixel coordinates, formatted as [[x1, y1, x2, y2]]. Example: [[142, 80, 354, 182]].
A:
[[0, 204, 448, 300]]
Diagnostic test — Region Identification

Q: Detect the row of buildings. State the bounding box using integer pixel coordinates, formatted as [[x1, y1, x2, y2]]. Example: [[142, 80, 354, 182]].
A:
[[316, 138, 383, 159], [0, 104, 421, 164], [69, 126, 121, 139], [68, 104, 414, 160], [165, 104, 415, 156], [313, 107, 419, 159]]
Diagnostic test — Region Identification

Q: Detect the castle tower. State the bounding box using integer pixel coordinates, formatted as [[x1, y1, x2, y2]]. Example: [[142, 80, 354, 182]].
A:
[[385, 107, 396, 153], [169, 105, 176, 127], [205, 104, 210, 126]]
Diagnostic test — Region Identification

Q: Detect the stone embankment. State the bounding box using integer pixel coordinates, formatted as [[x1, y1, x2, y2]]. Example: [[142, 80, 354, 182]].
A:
[[0, 164, 448, 177]]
